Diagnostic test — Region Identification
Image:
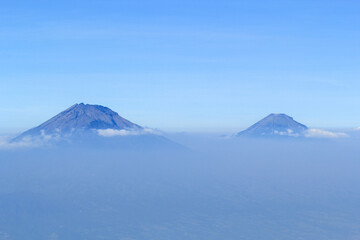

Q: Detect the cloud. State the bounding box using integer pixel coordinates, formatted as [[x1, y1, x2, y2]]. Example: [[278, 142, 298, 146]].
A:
[[97, 129, 136, 137], [0, 136, 43, 149], [355, 127, 360, 131], [0, 130, 59, 150], [305, 129, 348, 138], [97, 128, 161, 137], [0, 128, 162, 149], [274, 129, 300, 137]]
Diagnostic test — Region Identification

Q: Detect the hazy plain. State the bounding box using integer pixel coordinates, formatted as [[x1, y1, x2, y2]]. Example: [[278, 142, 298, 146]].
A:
[[0, 135, 359, 240]]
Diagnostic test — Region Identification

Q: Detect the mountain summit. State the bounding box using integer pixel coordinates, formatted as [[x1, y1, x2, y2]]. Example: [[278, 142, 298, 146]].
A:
[[15, 103, 142, 140], [237, 113, 308, 138]]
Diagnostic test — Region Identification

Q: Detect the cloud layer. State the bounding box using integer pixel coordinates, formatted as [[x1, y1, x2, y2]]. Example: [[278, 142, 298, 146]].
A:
[[0, 127, 351, 150], [0, 135, 45, 149], [97, 128, 160, 137], [305, 129, 348, 138]]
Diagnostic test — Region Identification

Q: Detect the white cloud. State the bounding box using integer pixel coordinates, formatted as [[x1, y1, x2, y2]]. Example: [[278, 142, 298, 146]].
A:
[[97, 129, 135, 137], [355, 127, 360, 131], [305, 129, 348, 138], [0, 128, 162, 149], [97, 128, 161, 137], [0, 136, 44, 149], [0, 130, 59, 150], [273, 129, 300, 137]]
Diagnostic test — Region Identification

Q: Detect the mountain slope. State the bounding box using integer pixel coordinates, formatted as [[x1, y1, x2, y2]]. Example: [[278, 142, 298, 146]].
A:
[[237, 113, 308, 137]]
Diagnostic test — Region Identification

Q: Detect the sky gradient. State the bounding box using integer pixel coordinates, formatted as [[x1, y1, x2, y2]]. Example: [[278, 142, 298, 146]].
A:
[[1, 0, 359, 133]]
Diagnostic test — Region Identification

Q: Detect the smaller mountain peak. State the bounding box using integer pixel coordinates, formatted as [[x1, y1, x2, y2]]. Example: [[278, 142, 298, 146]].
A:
[[237, 113, 308, 138]]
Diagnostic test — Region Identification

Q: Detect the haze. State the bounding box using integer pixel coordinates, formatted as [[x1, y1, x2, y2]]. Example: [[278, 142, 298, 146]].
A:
[[1, 1, 360, 240]]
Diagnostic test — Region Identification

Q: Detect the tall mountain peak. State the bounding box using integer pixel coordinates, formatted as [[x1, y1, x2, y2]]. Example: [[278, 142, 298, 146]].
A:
[[15, 103, 142, 140]]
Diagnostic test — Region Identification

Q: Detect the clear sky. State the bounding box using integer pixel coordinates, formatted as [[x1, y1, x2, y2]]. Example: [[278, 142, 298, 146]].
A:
[[1, 0, 359, 133]]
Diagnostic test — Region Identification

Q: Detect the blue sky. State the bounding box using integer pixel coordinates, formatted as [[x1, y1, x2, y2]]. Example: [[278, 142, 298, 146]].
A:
[[1, 0, 359, 132]]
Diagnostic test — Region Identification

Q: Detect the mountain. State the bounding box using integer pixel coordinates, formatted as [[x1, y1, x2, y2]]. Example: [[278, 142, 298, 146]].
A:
[[13, 103, 184, 150], [14, 103, 143, 141], [237, 113, 308, 138]]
